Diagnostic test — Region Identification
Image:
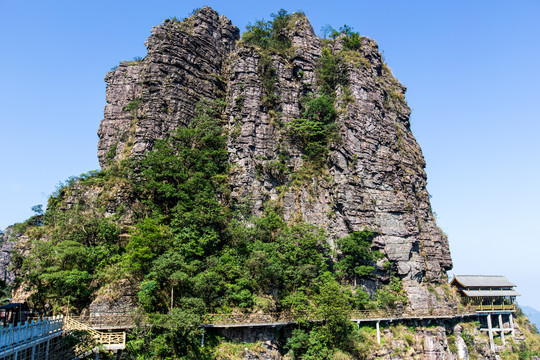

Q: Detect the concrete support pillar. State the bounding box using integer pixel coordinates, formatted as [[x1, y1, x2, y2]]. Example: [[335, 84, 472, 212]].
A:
[[498, 314, 505, 346], [487, 314, 494, 351], [509, 313, 516, 338], [376, 321, 381, 345]]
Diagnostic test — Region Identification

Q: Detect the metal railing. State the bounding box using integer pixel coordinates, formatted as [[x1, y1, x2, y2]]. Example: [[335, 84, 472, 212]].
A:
[[0, 316, 63, 356], [351, 307, 477, 319], [202, 307, 477, 325], [203, 312, 317, 325]]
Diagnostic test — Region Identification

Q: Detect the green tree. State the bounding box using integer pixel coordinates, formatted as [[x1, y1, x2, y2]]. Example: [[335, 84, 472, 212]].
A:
[[335, 231, 381, 285], [286, 95, 339, 164], [242, 9, 293, 52]]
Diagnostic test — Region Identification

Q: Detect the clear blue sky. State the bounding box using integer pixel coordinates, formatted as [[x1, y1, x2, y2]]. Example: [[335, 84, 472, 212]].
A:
[[1, 1, 539, 309]]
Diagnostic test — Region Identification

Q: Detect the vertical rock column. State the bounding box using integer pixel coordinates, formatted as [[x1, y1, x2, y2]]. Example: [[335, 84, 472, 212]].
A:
[[97, 7, 239, 167]]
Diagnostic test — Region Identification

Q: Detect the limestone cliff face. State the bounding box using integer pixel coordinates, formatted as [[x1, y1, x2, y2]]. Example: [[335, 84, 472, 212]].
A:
[[97, 7, 239, 165], [97, 7, 452, 309], [0, 230, 16, 285]]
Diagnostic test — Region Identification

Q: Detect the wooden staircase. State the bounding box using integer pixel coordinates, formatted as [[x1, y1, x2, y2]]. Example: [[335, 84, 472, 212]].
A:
[[63, 316, 126, 351]]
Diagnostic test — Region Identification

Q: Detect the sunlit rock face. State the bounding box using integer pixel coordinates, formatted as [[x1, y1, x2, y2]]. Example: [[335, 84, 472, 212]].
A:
[[96, 6, 453, 309], [97, 7, 239, 167]]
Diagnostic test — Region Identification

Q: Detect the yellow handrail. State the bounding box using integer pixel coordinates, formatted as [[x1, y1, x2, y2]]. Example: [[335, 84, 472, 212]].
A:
[[473, 304, 516, 312], [63, 316, 126, 348]]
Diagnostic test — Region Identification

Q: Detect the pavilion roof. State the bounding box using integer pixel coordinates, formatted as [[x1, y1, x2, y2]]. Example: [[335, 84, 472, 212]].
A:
[[451, 275, 516, 288]]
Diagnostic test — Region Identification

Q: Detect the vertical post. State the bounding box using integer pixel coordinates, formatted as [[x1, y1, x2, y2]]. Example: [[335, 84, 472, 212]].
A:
[[376, 321, 381, 345], [509, 313, 515, 338], [8, 323, 13, 351], [24, 321, 28, 346], [498, 314, 505, 347], [201, 332, 205, 347], [487, 314, 494, 351], [31, 341, 36, 360], [45, 338, 50, 359]]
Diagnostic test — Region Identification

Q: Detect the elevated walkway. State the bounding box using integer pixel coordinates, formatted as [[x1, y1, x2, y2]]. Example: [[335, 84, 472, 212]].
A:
[[64, 307, 513, 351], [200, 307, 478, 328], [71, 307, 480, 330], [0, 316, 126, 360], [0, 316, 63, 359]]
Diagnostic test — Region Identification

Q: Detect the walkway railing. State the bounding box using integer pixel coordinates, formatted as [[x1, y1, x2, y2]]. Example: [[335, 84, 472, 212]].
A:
[[0, 316, 63, 356], [66, 305, 495, 330], [67, 315, 137, 329], [203, 312, 309, 325], [63, 316, 126, 350], [350, 307, 477, 320], [202, 307, 478, 326]]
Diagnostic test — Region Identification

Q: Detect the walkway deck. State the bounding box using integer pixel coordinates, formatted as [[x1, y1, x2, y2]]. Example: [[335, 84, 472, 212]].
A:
[[0, 317, 63, 359], [201, 308, 478, 328]]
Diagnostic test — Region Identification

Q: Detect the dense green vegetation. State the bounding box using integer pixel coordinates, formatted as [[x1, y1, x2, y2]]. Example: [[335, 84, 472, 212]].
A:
[[286, 95, 338, 165], [242, 9, 293, 53], [11, 97, 402, 359]]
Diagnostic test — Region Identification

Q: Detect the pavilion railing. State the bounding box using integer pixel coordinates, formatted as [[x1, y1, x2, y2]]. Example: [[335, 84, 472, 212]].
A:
[[474, 304, 516, 312]]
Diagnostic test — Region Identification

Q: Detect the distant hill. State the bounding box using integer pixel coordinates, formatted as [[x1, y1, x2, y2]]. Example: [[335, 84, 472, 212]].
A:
[[521, 305, 540, 329]]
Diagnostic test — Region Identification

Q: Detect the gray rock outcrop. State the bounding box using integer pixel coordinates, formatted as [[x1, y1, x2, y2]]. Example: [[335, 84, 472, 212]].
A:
[[97, 7, 239, 165], [0, 228, 23, 285], [454, 325, 470, 360]]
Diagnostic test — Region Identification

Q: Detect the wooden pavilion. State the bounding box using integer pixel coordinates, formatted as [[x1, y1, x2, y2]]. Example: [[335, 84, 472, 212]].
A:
[[450, 275, 519, 312]]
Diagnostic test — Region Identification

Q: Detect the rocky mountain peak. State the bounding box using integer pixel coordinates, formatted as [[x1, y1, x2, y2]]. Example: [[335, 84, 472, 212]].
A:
[[97, 7, 239, 167], [96, 7, 453, 309]]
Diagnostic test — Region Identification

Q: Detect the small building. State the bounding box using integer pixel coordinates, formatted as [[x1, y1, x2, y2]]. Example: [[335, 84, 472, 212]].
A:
[[450, 275, 519, 312], [0, 302, 32, 325]]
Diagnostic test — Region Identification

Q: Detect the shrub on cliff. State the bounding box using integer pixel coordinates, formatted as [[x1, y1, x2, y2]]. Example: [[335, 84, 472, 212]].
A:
[[242, 9, 292, 52], [286, 94, 339, 165]]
